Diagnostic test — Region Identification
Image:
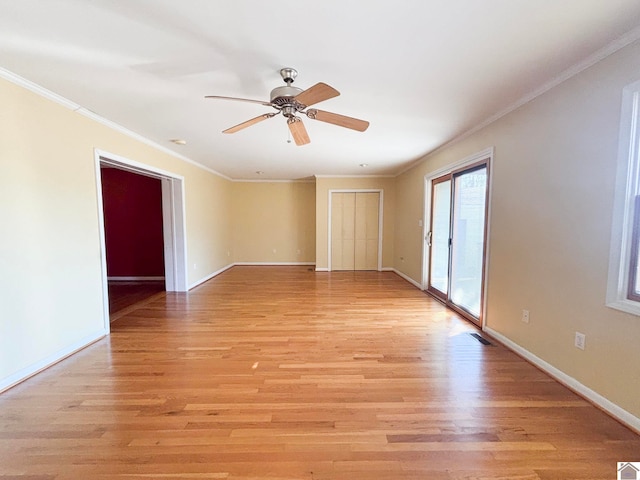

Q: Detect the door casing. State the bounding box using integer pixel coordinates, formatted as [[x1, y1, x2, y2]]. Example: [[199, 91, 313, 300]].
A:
[[94, 149, 188, 331]]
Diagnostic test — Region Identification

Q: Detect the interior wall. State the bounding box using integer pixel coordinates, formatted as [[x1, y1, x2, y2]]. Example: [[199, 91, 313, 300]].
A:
[[0, 75, 233, 390], [231, 181, 316, 264], [394, 39, 640, 420], [100, 167, 164, 278], [315, 176, 395, 270]]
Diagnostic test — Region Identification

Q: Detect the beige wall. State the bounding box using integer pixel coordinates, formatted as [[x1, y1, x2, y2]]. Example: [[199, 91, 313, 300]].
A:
[[394, 39, 640, 419], [315, 176, 395, 270], [0, 77, 233, 388], [231, 181, 316, 263]]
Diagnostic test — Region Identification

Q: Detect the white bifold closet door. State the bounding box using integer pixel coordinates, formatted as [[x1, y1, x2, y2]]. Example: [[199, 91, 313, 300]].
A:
[[331, 192, 379, 271]]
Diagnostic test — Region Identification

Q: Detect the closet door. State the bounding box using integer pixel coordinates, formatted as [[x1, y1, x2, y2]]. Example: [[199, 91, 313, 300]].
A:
[[331, 192, 380, 271], [331, 192, 355, 271], [354, 192, 379, 270]]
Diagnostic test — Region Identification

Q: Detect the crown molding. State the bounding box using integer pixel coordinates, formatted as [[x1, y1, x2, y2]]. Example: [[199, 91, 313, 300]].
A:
[[314, 174, 395, 179], [396, 25, 640, 177], [232, 178, 316, 183], [0, 67, 232, 181]]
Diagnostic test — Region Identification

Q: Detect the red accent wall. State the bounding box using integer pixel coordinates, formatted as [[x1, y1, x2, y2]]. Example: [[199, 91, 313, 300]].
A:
[[101, 167, 164, 277]]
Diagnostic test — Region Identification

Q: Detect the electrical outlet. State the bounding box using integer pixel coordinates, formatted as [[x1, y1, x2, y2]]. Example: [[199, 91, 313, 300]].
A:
[[574, 332, 586, 350], [521, 309, 530, 323]]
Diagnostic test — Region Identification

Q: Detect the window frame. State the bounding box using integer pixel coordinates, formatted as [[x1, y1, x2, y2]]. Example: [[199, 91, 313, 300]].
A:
[[606, 79, 640, 315]]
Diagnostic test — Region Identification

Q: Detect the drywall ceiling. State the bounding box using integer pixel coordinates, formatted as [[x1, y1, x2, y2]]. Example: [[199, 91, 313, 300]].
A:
[[2, 0, 640, 180]]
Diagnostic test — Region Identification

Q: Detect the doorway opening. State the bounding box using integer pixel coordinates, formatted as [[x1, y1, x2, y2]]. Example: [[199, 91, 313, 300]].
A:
[[94, 150, 188, 330], [423, 149, 492, 326]]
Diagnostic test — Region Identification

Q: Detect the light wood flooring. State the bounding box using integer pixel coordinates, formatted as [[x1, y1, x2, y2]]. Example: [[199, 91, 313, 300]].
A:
[[0, 266, 638, 479], [108, 280, 165, 318]]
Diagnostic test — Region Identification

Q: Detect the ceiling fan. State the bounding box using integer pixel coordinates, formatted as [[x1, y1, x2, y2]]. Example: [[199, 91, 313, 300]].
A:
[[205, 68, 369, 146]]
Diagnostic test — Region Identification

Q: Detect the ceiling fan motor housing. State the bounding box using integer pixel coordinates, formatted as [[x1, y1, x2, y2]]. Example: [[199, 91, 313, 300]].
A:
[[270, 85, 304, 108]]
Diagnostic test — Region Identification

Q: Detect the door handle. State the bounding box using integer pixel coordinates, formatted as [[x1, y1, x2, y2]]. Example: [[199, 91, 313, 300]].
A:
[[427, 231, 432, 247]]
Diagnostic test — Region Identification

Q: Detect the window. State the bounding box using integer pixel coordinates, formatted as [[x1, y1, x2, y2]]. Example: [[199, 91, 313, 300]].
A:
[[607, 79, 640, 315]]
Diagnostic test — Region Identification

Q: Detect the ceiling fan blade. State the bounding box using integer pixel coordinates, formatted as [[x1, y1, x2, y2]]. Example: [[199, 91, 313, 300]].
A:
[[294, 82, 339, 107], [306, 109, 369, 132], [287, 117, 310, 146], [205, 95, 272, 107], [223, 113, 277, 134]]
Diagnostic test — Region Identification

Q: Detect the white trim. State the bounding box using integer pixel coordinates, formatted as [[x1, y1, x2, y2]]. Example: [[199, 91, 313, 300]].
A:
[[315, 267, 329, 272], [107, 276, 165, 281], [392, 269, 423, 290], [315, 174, 395, 179], [161, 178, 177, 291], [0, 330, 106, 394], [188, 263, 235, 290], [397, 26, 640, 178], [187, 262, 315, 290], [327, 189, 384, 272], [98, 150, 186, 181], [0, 67, 231, 181], [168, 178, 188, 292], [94, 152, 111, 333], [422, 177, 431, 291], [0, 66, 80, 111], [484, 326, 640, 434], [378, 192, 384, 271], [607, 79, 640, 316], [232, 178, 316, 183], [422, 148, 494, 325], [233, 262, 316, 266]]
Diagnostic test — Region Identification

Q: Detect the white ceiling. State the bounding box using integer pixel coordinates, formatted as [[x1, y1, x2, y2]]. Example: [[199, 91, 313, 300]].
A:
[[2, 1, 640, 180]]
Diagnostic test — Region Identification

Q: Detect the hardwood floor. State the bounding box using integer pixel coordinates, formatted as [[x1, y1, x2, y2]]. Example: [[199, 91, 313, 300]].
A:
[[1, 266, 637, 479], [108, 280, 165, 317]]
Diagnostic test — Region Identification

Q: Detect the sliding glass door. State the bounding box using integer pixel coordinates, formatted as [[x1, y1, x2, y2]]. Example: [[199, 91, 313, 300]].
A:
[[427, 177, 451, 302], [427, 161, 489, 324]]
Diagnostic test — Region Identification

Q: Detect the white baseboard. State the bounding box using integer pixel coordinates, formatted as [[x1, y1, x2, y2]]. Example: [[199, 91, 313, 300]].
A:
[[391, 269, 423, 290], [189, 263, 318, 290], [108, 276, 165, 281], [315, 267, 329, 272], [188, 263, 234, 290], [484, 326, 640, 434], [0, 329, 107, 394], [233, 262, 316, 266]]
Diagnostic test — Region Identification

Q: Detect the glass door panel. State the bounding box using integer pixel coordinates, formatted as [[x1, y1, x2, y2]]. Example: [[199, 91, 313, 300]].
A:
[[450, 166, 487, 318], [428, 178, 451, 298]]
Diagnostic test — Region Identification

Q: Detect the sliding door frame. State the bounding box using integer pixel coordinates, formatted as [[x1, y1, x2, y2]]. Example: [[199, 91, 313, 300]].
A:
[[422, 148, 494, 326]]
